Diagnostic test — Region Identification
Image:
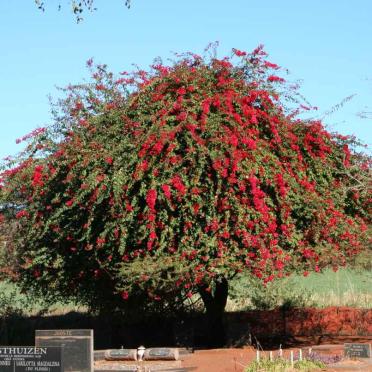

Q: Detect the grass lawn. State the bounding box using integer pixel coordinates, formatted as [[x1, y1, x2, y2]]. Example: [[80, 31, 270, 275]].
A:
[[288, 268, 372, 308], [291, 268, 371, 295], [227, 268, 372, 311]]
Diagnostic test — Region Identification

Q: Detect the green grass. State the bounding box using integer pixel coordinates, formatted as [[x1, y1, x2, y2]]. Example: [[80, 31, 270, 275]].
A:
[[227, 268, 372, 311], [290, 268, 371, 295], [245, 357, 325, 372], [289, 268, 372, 308]]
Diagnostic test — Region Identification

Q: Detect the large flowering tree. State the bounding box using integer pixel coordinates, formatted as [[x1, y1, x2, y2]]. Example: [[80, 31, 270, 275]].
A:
[[0, 47, 370, 342]]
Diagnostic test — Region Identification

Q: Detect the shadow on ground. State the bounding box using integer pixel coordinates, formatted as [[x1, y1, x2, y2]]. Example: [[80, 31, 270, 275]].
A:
[[0, 310, 370, 350]]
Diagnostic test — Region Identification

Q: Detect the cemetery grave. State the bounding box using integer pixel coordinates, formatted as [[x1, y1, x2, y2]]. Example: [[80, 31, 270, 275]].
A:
[[0, 346, 62, 372], [0, 327, 371, 371], [35, 329, 93, 372]]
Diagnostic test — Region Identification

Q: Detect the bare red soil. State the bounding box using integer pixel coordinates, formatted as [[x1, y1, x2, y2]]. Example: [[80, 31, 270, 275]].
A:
[[181, 337, 372, 372]]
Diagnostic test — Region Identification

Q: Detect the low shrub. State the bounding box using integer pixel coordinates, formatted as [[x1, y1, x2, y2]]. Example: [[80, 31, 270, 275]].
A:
[[245, 358, 325, 372]]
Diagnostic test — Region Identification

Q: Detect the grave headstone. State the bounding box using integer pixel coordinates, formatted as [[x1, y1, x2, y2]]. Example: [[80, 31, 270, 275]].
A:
[[144, 348, 179, 361], [35, 329, 93, 372], [344, 343, 371, 358], [104, 349, 137, 361], [0, 346, 62, 372]]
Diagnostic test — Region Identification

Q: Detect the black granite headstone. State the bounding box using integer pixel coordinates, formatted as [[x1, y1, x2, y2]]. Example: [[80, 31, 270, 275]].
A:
[[344, 343, 371, 358], [35, 329, 93, 372], [0, 346, 62, 372]]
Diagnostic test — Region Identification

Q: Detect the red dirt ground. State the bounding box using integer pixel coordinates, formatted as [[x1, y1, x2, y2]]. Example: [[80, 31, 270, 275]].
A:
[[181, 337, 372, 372], [182, 348, 257, 372]]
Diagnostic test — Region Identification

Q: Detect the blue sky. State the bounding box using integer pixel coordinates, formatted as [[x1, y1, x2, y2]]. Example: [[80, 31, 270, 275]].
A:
[[1, 0, 371, 159]]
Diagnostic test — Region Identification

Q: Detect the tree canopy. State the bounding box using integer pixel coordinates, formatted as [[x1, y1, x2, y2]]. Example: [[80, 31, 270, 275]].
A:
[[0, 47, 370, 320]]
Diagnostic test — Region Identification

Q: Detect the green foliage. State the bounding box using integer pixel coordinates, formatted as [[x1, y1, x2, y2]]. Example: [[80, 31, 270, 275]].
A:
[[0, 282, 35, 318], [350, 242, 372, 271], [0, 218, 19, 284], [0, 281, 87, 317], [0, 47, 370, 314], [2, 268, 370, 317], [245, 357, 325, 372]]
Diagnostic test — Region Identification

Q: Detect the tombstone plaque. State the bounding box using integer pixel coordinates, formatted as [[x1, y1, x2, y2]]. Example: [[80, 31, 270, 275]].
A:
[[344, 343, 371, 358], [0, 346, 62, 372], [104, 349, 137, 361], [35, 329, 93, 372], [143, 348, 179, 361]]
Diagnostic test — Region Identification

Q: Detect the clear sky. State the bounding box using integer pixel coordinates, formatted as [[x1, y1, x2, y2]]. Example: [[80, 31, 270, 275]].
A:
[[1, 0, 371, 159]]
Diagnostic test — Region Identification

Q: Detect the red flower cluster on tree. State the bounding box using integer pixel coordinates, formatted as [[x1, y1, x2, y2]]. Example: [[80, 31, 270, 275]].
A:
[[32, 165, 44, 188], [146, 189, 157, 211]]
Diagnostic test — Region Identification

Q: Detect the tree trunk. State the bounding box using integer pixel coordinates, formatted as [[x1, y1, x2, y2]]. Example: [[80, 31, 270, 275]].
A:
[[198, 276, 228, 347]]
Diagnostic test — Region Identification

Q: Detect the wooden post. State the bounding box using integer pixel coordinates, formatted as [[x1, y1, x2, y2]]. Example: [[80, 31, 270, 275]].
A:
[[290, 350, 294, 367], [269, 351, 273, 361], [299, 349, 302, 361], [256, 350, 260, 363]]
